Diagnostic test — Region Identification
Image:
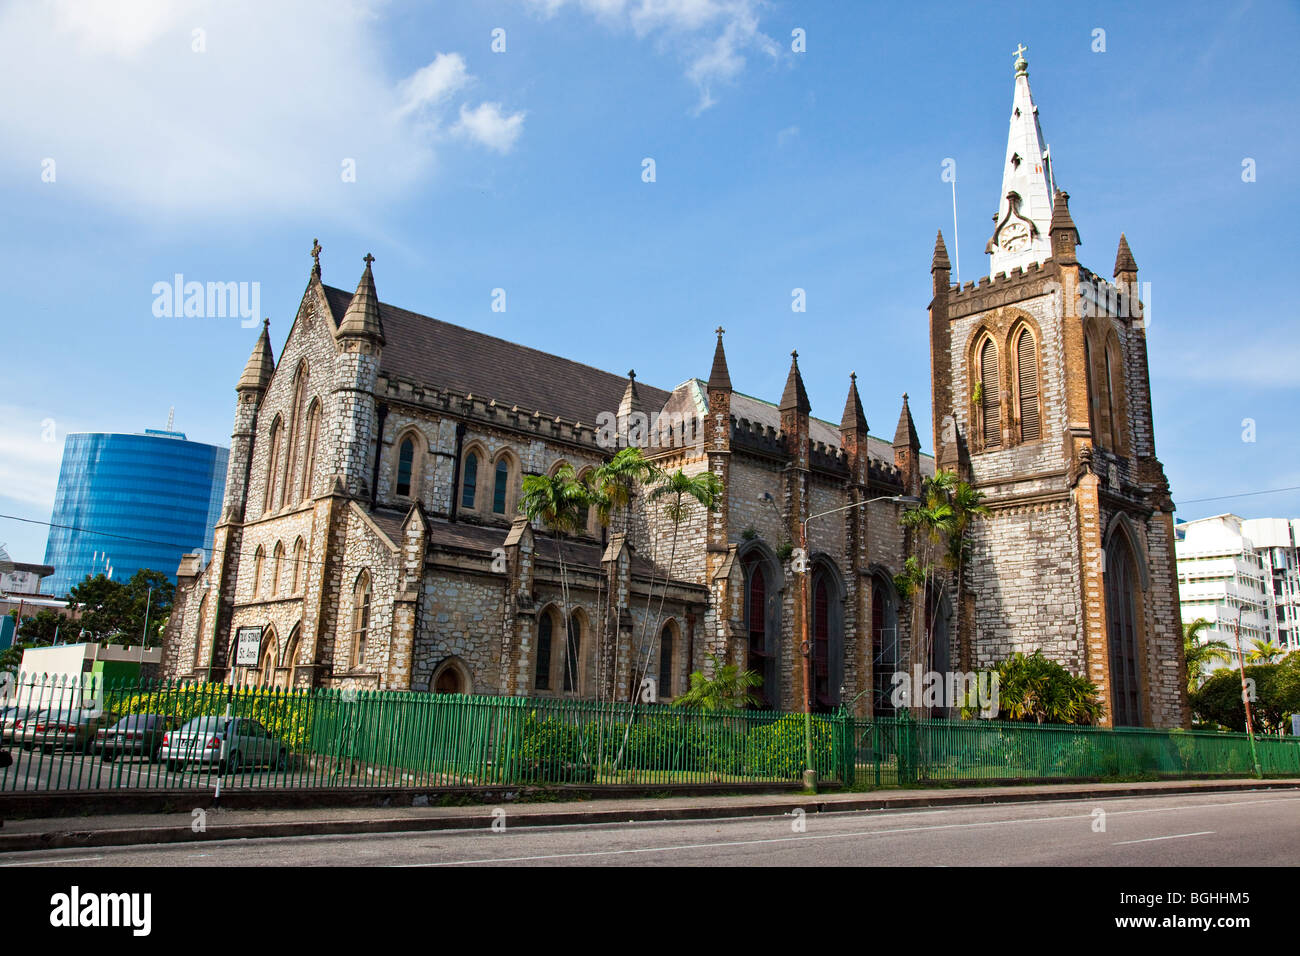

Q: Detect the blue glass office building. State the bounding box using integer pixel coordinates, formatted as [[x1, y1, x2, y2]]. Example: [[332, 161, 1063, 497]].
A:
[[42, 430, 228, 596]]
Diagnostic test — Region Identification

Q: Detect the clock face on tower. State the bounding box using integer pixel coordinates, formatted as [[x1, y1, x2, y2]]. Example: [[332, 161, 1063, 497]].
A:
[[1000, 220, 1031, 253]]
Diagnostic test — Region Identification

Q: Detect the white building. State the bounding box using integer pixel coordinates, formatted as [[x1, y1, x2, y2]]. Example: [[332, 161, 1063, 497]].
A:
[[1175, 514, 1300, 678]]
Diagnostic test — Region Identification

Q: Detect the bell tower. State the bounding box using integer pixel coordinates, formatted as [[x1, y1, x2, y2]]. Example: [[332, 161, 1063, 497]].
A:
[[930, 47, 1189, 728]]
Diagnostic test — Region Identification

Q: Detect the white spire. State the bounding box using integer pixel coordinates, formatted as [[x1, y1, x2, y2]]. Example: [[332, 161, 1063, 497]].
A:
[[987, 45, 1055, 274]]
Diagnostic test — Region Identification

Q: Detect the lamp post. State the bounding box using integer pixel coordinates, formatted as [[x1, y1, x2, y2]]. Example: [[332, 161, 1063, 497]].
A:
[[797, 493, 920, 792]]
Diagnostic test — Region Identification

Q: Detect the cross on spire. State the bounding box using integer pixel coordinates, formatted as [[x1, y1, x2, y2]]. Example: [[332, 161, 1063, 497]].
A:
[[715, 326, 725, 337], [310, 238, 322, 276], [363, 252, 375, 267], [1013, 43, 1027, 60]]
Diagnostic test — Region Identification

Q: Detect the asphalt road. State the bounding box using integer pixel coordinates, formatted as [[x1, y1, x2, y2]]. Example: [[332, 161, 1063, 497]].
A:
[[2, 789, 1296, 867]]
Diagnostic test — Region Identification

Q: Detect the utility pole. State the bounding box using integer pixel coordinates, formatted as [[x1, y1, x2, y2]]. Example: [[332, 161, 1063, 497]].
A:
[[1230, 605, 1261, 778]]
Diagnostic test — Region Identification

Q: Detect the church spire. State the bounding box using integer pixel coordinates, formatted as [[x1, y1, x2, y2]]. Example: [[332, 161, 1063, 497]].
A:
[[893, 392, 919, 451], [237, 318, 275, 393], [338, 253, 385, 343], [707, 326, 732, 390], [840, 372, 868, 433], [779, 350, 810, 414], [987, 44, 1056, 274]]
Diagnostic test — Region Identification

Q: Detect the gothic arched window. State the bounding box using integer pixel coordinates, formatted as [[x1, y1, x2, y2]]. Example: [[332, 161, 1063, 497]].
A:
[[742, 549, 778, 709], [292, 538, 305, 594], [461, 451, 479, 510], [493, 458, 510, 514], [351, 571, 371, 668], [299, 400, 320, 503], [1015, 327, 1040, 442], [979, 337, 1001, 449], [871, 578, 898, 717], [271, 541, 284, 596], [659, 622, 675, 698], [252, 546, 265, 598], [534, 608, 555, 691], [264, 418, 283, 513], [562, 613, 583, 693], [396, 437, 415, 497], [285, 363, 310, 504]]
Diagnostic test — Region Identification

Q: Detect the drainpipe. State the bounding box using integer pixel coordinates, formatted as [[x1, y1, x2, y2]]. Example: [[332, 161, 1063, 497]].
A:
[[449, 423, 467, 522]]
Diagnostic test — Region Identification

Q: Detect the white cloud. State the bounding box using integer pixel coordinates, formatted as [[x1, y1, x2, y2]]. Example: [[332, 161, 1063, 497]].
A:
[[453, 103, 527, 154], [525, 0, 778, 112], [396, 52, 472, 120], [0, 408, 67, 510], [0, 2, 521, 219]]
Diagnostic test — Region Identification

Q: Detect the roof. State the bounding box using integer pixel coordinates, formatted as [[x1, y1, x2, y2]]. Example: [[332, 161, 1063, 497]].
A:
[[323, 286, 672, 426]]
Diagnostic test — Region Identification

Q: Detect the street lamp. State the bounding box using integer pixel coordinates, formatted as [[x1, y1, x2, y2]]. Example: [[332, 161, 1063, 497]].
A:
[[797, 493, 920, 792]]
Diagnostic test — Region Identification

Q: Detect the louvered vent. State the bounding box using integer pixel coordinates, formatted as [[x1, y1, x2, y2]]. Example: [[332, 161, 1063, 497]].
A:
[[1018, 330, 1040, 441]]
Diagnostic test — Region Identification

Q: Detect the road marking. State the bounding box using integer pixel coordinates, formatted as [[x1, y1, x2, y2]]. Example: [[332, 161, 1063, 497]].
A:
[[398, 795, 1300, 866], [1113, 831, 1215, 845], [0, 856, 104, 867]]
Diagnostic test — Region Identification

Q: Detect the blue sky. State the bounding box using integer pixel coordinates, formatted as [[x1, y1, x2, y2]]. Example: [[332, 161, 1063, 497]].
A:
[[1, 0, 1297, 564]]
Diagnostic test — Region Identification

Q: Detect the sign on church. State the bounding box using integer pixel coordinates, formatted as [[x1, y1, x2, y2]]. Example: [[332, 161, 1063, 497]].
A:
[[234, 626, 263, 667]]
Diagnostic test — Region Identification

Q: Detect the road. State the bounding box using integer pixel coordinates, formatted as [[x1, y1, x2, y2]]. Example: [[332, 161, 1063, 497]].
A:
[[2, 789, 1296, 866]]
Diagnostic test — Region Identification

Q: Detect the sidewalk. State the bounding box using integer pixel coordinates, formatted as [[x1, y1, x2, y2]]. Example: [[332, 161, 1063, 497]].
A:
[[1, 777, 1296, 854]]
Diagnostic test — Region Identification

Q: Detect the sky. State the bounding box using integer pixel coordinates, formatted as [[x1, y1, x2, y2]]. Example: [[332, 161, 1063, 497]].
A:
[[0, 0, 1297, 564]]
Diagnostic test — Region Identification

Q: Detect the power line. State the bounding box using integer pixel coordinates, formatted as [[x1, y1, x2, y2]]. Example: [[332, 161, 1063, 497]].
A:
[[1175, 486, 1300, 507]]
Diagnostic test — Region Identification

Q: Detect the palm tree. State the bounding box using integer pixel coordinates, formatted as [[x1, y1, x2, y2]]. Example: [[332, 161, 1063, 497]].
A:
[[899, 472, 956, 686], [672, 653, 763, 712], [585, 448, 657, 702], [631, 467, 724, 699], [943, 476, 988, 670], [1182, 617, 1230, 694], [1247, 638, 1285, 664], [519, 465, 589, 692]]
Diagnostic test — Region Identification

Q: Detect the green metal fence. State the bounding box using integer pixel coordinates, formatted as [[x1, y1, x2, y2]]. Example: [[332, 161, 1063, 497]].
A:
[[1, 673, 1297, 793]]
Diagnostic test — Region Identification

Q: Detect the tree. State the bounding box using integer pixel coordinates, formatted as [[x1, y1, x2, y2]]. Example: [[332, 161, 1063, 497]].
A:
[[1182, 617, 1230, 694], [519, 466, 589, 693], [942, 476, 989, 670], [1190, 656, 1300, 734], [1247, 639, 1285, 664], [965, 650, 1105, 725], [673, 653, 764, 712], [66, 569, 173, 645], [11, 608, 78, 645], [630, 466, 724, 701]]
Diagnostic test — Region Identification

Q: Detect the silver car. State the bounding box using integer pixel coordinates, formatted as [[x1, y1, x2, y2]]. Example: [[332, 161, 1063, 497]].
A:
[[1, 705, 44, 744], [160, 716, 286, 773], [15, 707, 117, 754]]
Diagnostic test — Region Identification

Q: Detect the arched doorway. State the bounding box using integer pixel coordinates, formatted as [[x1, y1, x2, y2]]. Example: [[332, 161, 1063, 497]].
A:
[[1105, 530, 1144, 726], [431, 657, 471, 695]]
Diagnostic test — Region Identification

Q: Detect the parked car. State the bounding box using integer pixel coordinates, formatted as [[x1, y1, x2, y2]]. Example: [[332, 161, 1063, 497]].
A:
[[16, 707, 118, 754], [160, 716, 287, 773], [1, 705, 47, 744], [95, 714, 174, 762]]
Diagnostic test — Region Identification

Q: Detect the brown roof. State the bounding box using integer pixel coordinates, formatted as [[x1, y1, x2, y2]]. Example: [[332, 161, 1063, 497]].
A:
[[323, 286, 671, 426]]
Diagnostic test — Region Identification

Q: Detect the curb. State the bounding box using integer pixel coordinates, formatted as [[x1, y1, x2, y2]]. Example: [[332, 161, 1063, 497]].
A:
[[2, 779, 1295, 854]]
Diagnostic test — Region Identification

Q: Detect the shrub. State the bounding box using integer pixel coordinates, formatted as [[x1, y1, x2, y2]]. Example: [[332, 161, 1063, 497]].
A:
[[745, 714, 834, 779]]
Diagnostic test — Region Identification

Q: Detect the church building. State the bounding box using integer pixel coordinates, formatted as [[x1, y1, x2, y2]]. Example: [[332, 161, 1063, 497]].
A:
[[162, 50, 1189, 728]]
